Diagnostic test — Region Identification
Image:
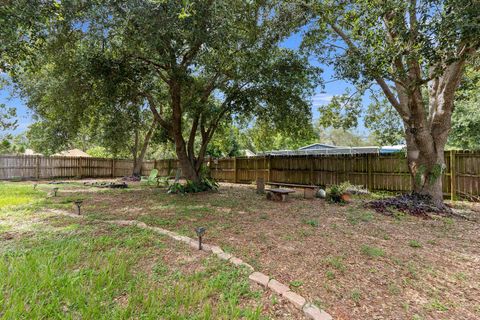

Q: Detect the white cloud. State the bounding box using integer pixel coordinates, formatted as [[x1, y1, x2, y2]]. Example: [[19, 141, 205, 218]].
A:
[[311, 93, 334, 106]]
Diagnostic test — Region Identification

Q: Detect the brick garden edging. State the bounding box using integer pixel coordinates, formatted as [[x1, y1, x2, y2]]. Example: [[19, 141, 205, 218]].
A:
[[53, 212, 333, 320]]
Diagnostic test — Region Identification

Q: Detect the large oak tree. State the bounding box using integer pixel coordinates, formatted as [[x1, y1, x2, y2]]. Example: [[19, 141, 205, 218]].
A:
[[301, 0, 479, 207], [17, 0, 319, 183]]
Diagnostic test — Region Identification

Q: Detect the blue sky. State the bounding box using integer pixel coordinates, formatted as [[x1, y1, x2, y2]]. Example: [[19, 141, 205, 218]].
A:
[[0, 31, 369, 137]]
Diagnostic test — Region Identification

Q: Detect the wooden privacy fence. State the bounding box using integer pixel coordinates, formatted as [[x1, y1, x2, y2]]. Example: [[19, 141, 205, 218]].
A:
[[0, 155, 154, 180], [1, 151, 479, 199], [208, 151, 480, 200]]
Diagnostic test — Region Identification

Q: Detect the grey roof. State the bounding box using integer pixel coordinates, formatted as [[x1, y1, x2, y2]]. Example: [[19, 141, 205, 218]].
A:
[[258, 146, 379, 156], [298, 143, 337, 150]]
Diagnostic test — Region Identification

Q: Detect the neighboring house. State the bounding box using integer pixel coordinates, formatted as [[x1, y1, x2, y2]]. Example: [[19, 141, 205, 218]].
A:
[[298, 143, 338, 151], [53, 149, 91, 157], [379, 145, 406, 154], [240, 149, 256, 157], [259, 143, 380, 156]]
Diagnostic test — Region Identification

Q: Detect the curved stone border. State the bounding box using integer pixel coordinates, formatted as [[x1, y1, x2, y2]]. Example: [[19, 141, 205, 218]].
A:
[[52, 213, 333, 320]]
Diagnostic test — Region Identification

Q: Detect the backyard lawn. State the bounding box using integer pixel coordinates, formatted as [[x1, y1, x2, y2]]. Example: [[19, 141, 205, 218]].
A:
[[1, 181, 479, 320], [0, 183, 303, 319]]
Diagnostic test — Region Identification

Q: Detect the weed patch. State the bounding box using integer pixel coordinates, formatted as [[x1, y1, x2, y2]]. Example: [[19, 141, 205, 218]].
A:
[[360, 245, 385, 257]]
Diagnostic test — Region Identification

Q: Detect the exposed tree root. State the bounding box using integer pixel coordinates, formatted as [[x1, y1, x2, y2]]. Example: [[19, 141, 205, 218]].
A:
[[366, 193, 453, 219]]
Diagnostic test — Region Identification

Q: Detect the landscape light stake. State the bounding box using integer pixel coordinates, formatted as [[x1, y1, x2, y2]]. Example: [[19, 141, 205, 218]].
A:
[[33, 184, 37, 190], [53, 187, 59, 197], [195, 227, 206, 250], [74, 200, 83, 215]]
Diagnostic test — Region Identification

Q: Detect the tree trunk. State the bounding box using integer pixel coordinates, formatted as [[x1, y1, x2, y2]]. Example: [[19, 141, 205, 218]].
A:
[[132, 120, 157, 177], [169, 79, 203, 183], [176, 148, 201, 182], [405, 126, 447, 208]]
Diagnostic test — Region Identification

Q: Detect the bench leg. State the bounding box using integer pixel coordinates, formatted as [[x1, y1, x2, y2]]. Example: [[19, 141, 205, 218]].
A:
[[281, 194, 288, 202], [304, 188, 314, 199]]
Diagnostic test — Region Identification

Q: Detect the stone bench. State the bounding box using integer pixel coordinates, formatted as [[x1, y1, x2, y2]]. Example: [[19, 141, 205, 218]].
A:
[[267, 182, 317, 199], [266, 188, 295, 202]]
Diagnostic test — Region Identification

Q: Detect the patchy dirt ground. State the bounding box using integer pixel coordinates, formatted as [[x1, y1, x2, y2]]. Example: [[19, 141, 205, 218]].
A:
[[27, 181, 480, 319]]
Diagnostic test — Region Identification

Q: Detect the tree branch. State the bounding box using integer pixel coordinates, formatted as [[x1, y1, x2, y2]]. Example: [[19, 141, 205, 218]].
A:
[[187, 114, 200, 160], [327, 22, 409, 118], [143, 92, 172, 135]]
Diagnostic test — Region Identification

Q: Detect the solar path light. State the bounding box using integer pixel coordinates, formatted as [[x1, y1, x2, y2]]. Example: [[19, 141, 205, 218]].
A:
[[74, 200, 83, 215], [194, 227, 206, 250], [52, 187, 59, 197]]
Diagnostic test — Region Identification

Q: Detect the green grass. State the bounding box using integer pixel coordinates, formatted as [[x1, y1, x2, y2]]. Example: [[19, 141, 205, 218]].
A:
[[325, 270, 336, 280], [289, 280, 303, 288], [408, 240, 423, 248], [346, 208, 374, 225], [350, 289, 362, 304], [0, 224, 266, 319], [360, 245, 385, 258], [427, 299, 449, 312], [324, 256, 346, 272], [0, 183, 45, 208], [303, 219, 319, 227], [0, 183, 267, 319]]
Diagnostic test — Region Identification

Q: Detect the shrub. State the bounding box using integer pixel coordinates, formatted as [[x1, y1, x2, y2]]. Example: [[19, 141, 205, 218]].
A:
[[326, 181, 353, 203], [326, 184, 343, 203], [167, 176, 219, 194]]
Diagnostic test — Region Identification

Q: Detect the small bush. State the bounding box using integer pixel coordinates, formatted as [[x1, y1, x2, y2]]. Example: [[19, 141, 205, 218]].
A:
[[326, 181, 352, 203], [326, 184, 343, 203], [167, 176, 219, 194]]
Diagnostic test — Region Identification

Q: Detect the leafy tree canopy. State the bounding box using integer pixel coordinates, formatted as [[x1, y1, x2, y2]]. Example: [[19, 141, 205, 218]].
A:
[[448, 61, 480, 150], [13, 0, 320, 181], [300, 0, 479, 205]]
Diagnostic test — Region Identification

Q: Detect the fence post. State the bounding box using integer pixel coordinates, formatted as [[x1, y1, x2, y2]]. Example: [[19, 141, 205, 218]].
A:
[[267, 156, 271, 182], [111, 159, 115, 178], [450, 150, 456, 201], [309, 156, 314, 185], [367, 154, 373, 191], [233, 157, 238, 183], [35, 155, 40, 180], [78, 157, 83, 179], [263, 156, 266, 181]]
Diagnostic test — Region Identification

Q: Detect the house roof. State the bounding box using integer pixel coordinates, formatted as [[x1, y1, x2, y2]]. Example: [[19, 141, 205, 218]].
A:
[[258, 146, 380, 156], [298, 143, 338, 150], [258, 143, 405, 156], [53, 149, 91, 157], [241, 149, 256, 157], [379, 145, 406, 154]]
